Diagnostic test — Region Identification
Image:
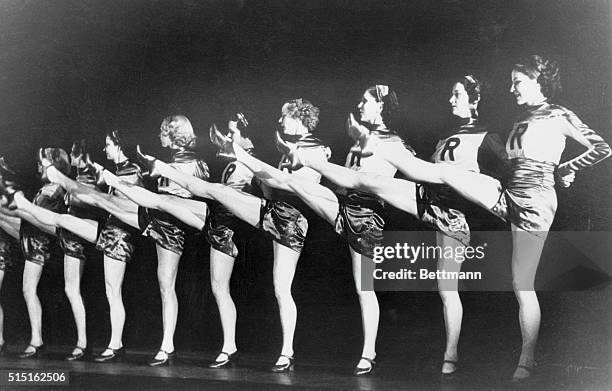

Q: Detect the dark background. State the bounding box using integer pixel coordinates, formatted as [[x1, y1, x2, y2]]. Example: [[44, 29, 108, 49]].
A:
[[0, 0, 610, 370]]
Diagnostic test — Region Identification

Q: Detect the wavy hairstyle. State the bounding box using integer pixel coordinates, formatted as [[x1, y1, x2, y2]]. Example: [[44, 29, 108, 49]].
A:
[[513, 55, 562, 99], [160, 115, 197, 148], [281, 98, 320, 132]]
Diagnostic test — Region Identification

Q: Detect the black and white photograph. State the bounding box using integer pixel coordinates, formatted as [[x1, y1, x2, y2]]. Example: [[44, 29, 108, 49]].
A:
[[0, 1, 610, 390]]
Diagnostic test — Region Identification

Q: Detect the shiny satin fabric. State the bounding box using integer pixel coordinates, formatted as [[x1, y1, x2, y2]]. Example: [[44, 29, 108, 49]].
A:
[[207, 203, 253, 258], [0, 230, 15, 271], [491, 158, 557, 235], [334, 192, 385, 259], [138, 207, 188, 255], [95, 220, 137, 262], [416, 183, 471, 246], [260, 200, 308, 253]]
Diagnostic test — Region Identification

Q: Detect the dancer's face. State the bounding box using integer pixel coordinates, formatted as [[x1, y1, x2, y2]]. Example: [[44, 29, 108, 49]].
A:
[[227, 120, 242, 141], [103, 136, 121, 162], [357, 91, 383, 124], [510, 70, 544, 106], [449, 82, 473, 119]]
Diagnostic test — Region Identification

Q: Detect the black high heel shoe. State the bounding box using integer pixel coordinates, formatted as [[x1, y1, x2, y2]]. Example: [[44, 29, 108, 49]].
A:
[[93, 346, 125, 363], [18, 344, 44, 359], [136, 145, 159, 177], [208, 351, 238, 369], [353, 356, 376, 376], [275, 132, 303, 171], [65, 345, 90, 362], [148, 349, 176, 367], [209, 124, 236, 161], [270, 355, 294, 373]]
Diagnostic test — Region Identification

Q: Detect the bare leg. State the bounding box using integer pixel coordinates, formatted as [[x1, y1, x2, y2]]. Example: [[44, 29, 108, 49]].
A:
[[511, 225, 547, 380], [436, 232, 464, 374], [46, 167, 140, 229], [382, 152, 503, 212], [210, 248, 237, 358], [234, 145, 293, 192], [103, 171, 206, 230], [64, 255, 87, 353], [272, 241, 300, 365], [350, 247, 379, 367], [100, 256, 126, 355], [14, 193, 99, 242], [155, 246, 181, 358], [22, 261, 44, 352]]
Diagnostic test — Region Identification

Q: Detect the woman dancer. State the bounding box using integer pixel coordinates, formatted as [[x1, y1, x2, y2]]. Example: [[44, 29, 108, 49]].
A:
[[137, 99, 331, 372], [56, 140, 107, 361], [348, 56, 610, 381], [136, 115, 209, 366], [12, 148, 69, 358]]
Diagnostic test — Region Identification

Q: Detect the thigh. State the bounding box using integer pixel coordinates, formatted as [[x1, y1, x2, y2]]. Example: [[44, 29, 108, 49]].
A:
[[156, 245, 181, 282], [511, 224, 547, 290], [23, 261, 43, 288], [290, 181, 340, 225], [272, 241, 300, 289], [63, 255, 85, 283], [210, 248, 235, 286], [103, 255, 127, 286], [377, 180, 418, 216], [443, 168, 503, 211]]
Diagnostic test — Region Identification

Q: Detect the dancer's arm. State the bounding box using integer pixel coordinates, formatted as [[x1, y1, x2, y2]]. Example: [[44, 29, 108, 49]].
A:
[[558, 110, 611, 174]]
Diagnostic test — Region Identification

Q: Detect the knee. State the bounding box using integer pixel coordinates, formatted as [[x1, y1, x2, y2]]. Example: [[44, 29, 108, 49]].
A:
[[104, 281, 122, 301], [438, 290, 461, 306], [64, 282, 81, 300], [273, 284, 293, 304], [158, 277, 175, 299], [211, 278, 230, 299], [22, 283, 38, 300], [355, 289, 377, 303]]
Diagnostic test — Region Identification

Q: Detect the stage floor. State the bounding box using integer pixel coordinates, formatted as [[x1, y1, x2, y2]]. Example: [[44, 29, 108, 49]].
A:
[[0, 346, 608, 391]]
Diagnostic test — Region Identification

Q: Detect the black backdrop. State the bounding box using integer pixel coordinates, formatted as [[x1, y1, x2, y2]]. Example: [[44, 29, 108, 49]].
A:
[[0, 0, 610, 363]]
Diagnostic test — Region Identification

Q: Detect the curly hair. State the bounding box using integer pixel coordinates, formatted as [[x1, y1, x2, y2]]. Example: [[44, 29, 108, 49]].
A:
[[455, 74, 482, 104], [513, 55, 562, 99], [42, 147, 71, 176], [364, 85, 400, 125], [281, 99, 320, 132], [160, 115, 196, 148]]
